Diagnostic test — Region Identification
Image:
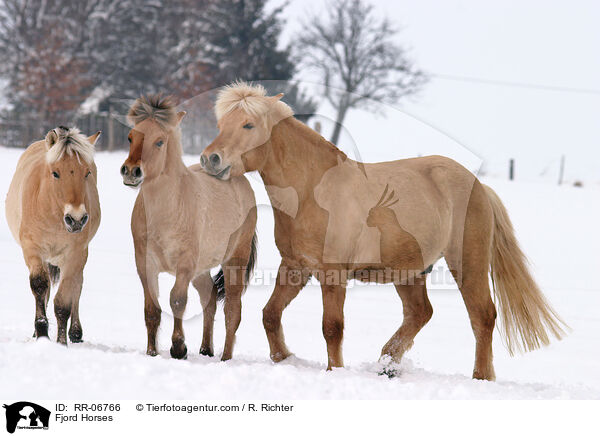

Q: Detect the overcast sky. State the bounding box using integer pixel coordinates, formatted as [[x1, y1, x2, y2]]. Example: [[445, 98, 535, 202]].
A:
[[275, 0, 600, 183]]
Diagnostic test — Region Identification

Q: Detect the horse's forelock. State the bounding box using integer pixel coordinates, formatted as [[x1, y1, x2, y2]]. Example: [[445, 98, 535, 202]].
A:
[[46, 127, 94, 165], [128, 94, 177, 130], [215, 81, 293, 124]]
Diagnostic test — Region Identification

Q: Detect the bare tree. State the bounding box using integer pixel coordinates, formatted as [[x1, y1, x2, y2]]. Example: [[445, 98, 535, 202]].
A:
[[297, 0, 426, 144]]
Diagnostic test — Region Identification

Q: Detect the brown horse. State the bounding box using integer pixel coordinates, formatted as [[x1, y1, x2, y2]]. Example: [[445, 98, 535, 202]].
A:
[[6, 126, 101, 344], [121, 95, 257, 360], [200, 82, 567, 380]]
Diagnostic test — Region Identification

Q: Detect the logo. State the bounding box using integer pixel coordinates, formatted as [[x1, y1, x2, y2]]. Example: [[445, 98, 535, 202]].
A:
[[3, 402, 50, 434]]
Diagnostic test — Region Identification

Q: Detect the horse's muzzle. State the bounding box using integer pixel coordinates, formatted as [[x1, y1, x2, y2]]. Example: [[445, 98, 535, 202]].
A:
[[121, 164, 143, 187], [64, 213, 89, 233], [200, 153, 231, 180]]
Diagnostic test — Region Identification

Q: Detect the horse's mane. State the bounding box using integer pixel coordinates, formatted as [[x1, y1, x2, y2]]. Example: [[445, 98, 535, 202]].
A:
[[128, 94, 177, 130], [215, 81, 293, 124], [46, 126, 95, 164]]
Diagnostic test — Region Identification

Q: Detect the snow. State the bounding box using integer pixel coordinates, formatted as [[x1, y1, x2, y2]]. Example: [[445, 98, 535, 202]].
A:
[[0, 148, 598, 400]]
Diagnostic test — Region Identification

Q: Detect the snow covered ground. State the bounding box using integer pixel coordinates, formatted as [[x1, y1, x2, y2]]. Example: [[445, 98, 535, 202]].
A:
[[0, 148, 598, 400]]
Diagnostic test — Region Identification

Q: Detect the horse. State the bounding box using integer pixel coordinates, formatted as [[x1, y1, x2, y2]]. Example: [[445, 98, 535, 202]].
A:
[[120, 95, 257, 360], [6, 126, 101, 344], [200, 82, 567, 380]]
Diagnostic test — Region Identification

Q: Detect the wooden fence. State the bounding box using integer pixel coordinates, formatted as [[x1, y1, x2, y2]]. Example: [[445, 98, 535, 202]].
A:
[[0, 111, 214, 154]]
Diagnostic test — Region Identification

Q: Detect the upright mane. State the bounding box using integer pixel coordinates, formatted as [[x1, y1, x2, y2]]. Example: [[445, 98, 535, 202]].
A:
[[215, 81, 293, 124], [128, 94, 177, 130], [46, 126, 95, 164]]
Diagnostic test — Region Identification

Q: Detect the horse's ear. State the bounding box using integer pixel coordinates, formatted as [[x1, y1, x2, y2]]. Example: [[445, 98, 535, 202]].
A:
[[45, 129, 58, 150], [267, 93, 284, 106], [88, 131, 101, 145], [176, 111, 187, 126]]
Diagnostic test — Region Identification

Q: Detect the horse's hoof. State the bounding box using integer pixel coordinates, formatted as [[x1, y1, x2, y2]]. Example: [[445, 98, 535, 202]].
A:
[[170, 343, 188, 360], [221, 352, 232, 361], [146, 349, 158, 357], [34, 318, 48, 338], [270, 351, 291, 363], [378, 366, 399, 378], [69, 327, 83, 343], [199, 347, 214, 357], [473, 369, 496, 382], [377, 354, 402, 378]]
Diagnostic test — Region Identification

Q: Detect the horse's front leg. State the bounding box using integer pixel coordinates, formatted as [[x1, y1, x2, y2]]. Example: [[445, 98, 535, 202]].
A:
[[135, 248, 161, 356], [67, 249, 88, 343], [262, 261, 310, 362], [169, 266, 193, 359], [54, 263, 84, 345], [320, 283, 347, 369], [23, 247, 50, 338]]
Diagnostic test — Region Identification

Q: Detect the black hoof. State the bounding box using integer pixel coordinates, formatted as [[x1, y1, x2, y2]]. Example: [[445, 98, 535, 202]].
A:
[[69, 326, 83, 343], [378, 367, 399, 379], [34, 318, 48, 338], [170, 343, 188, 360], [146, 349, 158, 357], [199, 347, 214, 357]]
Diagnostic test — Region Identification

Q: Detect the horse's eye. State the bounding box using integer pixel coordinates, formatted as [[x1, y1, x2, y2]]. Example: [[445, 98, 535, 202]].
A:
[[85, 171, 91, 178], [128, 137, 132, 143], [243, 123, 254, 130], [156, 140, 164, 147], [52, 171, 60, 179]]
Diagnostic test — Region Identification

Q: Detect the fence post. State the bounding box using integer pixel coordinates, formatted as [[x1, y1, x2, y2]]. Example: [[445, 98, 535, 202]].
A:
[[314, 121, 322, 134], [509, 159, 514, 181], [558, 155, 565, 185], [108, 104, 115, 151]]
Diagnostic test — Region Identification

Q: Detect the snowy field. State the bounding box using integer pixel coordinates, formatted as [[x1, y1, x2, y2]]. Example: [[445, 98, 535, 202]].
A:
[[0, 147, 599, 400]]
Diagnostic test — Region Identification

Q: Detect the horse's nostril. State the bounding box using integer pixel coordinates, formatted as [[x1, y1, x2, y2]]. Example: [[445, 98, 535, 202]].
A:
[[132, 167, 142, 178], [209, 153, 221, 167], [200, 154, 207, 167], [64, 215, 74, 226], [120, 165, 128, 176], [81, 214, 89, 226]]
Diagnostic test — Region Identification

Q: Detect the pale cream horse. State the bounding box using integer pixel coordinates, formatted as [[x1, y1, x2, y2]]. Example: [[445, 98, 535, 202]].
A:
[[200, 82, 567, 380], [121, 95, 257, 360], [6, 126, 101, 344]]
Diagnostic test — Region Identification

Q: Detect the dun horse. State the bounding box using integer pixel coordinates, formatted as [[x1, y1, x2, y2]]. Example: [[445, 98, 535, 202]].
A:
[[6, 126, 101, 344], [121, 95, 257, 360], [201, 82, 567, 380]]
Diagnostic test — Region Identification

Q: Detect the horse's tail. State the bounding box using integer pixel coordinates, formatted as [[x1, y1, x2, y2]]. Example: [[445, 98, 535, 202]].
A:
[[483, 185, 568, 355], [216, 232, 258, 302], [213, 268, 225, 301], [47, 264, 60, 286]]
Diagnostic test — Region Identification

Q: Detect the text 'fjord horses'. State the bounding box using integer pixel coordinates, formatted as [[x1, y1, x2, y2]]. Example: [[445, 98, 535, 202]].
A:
[[6, 127, 101, 344], [201, 82, 567, 380], [121, 95, 257, 360]]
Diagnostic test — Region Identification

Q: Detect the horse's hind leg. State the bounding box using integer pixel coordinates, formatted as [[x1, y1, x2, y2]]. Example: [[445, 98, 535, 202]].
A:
[[24, 250, 50, 338], [446, 184, 497, 381], [221, 207, 257, 361], [447, 251, 496, 380], [192, 273, 217, 357], [169, 267, 193, 360], [379, 281, 432, 375], [221, 259, 246, 361]]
